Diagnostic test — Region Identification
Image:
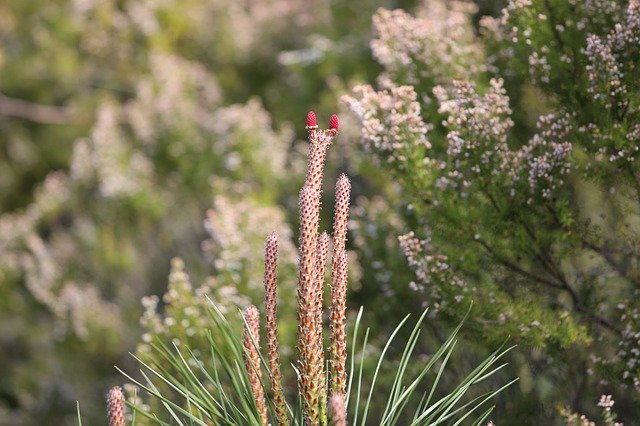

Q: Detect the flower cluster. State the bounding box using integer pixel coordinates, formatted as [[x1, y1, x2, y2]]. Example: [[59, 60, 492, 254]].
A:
[[560, 394, 624, 426], [73, 101, 155, 199], [370, 1, 484, 85], [616, 300, 640, 392], [431, 79, 511, 195], [585, 35, 628, 112], [433, 79, 573, 202], [584, 0, 639, 114], [71, 0, 330, 64], [434, 78, 514, 176], [126, 53, 221, 144], [202, 192, 298, 292], [343, 82, 431, 170], [398, 231, 468, 314], [0, 172, 124, 342], [208, 99, 300, 182], [584, 0, 624, 18], [138, 258, 245, 355], [519, 114, 573, 200]]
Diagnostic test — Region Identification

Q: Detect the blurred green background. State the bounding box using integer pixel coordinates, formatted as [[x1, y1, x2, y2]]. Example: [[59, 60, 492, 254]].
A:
[[2, 0, 639, 424]]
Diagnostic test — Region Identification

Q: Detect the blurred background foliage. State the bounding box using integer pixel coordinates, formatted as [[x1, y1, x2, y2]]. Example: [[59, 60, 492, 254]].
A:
[[1, 0, 638, 424]]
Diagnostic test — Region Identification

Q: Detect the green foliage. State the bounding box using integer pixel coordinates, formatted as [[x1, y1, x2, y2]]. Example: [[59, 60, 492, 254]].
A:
[[122, 297, 513, 425], [345, 0, 640, 422]]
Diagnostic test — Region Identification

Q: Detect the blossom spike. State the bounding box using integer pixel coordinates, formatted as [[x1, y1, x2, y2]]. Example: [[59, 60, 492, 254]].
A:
[[330, 250, 348, 396], [107, 386, 126, 426], [329, 394, 348, 426], [314, 232, 330, 336], [314, 232, 330, 419], [263, 232, 289, 425], [296, 106, 342, 425], [331, 174, 351, 282], [243, 305, 268, 425], [297, 187, 324, 424]]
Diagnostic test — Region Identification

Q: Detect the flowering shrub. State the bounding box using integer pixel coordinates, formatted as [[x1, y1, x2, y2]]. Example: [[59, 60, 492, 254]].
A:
[[346, 0, 640, 422]]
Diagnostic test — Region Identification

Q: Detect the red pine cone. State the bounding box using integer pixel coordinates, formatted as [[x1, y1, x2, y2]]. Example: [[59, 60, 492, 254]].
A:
[[329, 114, 339, 132], [307, 111, 317, 128]]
